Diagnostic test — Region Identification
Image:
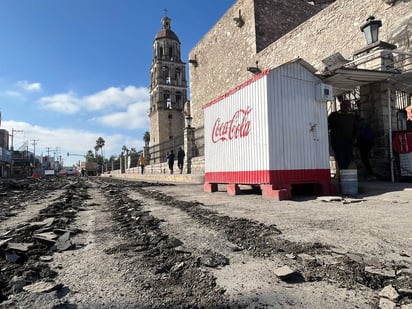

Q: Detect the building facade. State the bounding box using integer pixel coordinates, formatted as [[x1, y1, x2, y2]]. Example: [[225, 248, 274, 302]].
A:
[[0, 129, 11, 177], [188, 0, 412, 180]]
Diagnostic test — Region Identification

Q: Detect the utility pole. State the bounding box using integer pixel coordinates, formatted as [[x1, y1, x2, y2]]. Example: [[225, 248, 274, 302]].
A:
[[31, 139, 39, 168], [45, 147, 52, 158], [10, 128, 24, 151]]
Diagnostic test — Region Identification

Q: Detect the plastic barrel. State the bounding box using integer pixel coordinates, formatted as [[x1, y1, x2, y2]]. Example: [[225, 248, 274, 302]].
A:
[[340, 169, 358, 195]]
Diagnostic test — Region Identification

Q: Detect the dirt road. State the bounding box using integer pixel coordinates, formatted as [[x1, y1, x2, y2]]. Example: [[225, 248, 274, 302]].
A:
[[0, 177, 411, 308]]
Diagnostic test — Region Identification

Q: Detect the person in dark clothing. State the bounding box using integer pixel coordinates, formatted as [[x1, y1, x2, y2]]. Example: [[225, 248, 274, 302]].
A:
[[166, 150, 175, 174], [328, 100, 357, 171], [357, 118, 375, 178], [177, 147, 185, 174]]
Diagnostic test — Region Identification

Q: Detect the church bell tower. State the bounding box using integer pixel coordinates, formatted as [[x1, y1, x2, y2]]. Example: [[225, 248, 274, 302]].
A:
[[149, 14, 187, 155]]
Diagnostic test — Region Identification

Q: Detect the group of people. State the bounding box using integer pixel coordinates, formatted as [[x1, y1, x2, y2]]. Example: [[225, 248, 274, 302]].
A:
[[166, 147, 185, 174], [328, 99, 376, 179], [137, 146, 185, 175]]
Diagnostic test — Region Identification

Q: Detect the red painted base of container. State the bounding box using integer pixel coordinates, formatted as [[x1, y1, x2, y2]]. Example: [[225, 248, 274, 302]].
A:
[[204, 169, 333, 200]]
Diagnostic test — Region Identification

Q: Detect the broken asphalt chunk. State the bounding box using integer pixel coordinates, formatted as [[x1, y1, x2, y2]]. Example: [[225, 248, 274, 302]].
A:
[[33, 232, 59, 246], [52, 232, 74, 252], [7, 242, 34, 252], [0, 238, 13, 247], [365, 266, 396, 278], [274, 266, 305, 283], [274, 265, 296, 279], [22, 281, 63, 293], [6, 253, 20, 263], [379, 285, 400, 302]]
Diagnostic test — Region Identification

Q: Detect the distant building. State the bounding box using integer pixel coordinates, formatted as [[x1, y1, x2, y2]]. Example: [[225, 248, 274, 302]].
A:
[[0, 129, 11, 177]]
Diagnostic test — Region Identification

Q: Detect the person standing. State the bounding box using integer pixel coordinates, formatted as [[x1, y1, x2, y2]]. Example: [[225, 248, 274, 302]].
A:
[[177, 147, 185, 174], [166, 150, 175, 174], [328, 100, 357, 171], [357, 118, 376, 179], [138, 154, 146, 174]]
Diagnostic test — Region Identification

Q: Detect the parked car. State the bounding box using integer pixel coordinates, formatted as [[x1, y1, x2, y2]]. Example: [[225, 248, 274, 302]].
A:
[[59, 167, 80, 177]]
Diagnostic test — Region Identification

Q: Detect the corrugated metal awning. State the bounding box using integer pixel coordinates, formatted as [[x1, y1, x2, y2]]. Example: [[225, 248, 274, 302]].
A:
[[391, 71, 412, 93], [321, 68, 400, 95]]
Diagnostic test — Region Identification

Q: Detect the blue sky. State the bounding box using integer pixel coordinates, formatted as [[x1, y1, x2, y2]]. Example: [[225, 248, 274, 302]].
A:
[[0, 0, 234, 167]]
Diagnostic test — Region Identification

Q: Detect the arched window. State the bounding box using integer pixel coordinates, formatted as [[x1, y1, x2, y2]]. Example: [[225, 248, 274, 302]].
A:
[[162, 66, 169, 83], [164, 91, 171, 109], [169, 47, 173, 60], [175, 68, 181, 82], [176, 92, 182, 109]]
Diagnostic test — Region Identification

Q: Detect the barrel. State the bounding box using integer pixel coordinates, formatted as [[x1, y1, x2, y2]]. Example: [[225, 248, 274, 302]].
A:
[[340, 169, 358, 195]]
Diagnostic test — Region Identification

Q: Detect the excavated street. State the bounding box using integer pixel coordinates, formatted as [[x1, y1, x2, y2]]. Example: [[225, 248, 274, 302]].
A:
[[0, 176, 411, 308]]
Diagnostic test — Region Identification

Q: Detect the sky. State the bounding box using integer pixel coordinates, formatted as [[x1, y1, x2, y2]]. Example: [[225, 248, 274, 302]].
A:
[[0, 0, 235, 167]]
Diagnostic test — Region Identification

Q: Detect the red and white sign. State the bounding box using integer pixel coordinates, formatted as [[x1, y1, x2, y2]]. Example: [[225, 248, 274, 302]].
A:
[[212, 107, 252, 143]]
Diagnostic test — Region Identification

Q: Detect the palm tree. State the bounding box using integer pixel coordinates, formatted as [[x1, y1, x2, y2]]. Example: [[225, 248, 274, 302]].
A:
[[143, 131, 150, 147], [95, 137, 105, 157], [122, 145, 129, 156], [86, 150, 95, 161]]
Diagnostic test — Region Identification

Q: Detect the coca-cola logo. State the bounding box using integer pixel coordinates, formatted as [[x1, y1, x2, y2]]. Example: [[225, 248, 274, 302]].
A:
[[211, 107, 252, 143]]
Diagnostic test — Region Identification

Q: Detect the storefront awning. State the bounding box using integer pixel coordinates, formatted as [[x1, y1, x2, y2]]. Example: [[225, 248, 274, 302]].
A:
[[321, 67, 400, 96]]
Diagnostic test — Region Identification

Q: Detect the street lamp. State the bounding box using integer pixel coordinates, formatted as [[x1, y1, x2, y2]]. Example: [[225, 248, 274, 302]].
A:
[[360, 16, 382, 45], [186, 116, 192, 128]]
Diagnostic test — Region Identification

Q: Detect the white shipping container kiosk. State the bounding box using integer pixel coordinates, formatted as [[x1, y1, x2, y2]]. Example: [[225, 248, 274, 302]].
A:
[[203, 59, 334, 200]]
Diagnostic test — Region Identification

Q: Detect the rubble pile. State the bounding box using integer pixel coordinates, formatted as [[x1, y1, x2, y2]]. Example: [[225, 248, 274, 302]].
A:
[[102, 183, 233, 308], [105, 178, 412, 308], [0, 179, 87, 305]]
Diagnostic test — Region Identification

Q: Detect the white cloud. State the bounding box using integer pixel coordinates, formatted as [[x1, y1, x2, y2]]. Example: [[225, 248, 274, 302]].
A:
[[83, 86, 149, 110], [4, 90, 24, 98], [94, 102, 149, 129], [38, 92, 81, 114], [17, 80, 42, 92], [38, 85, 149, 114]]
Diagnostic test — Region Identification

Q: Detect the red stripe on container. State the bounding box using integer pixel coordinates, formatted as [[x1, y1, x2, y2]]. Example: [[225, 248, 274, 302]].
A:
[[205, 169, 330, 185]]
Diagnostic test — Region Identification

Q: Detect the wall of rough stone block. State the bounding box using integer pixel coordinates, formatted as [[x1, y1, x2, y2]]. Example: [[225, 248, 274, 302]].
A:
[[189, 0, 412, 129], [188, 0, 412, 179]]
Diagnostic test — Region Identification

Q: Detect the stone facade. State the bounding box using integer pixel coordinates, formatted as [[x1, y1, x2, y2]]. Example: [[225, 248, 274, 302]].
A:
[[189, 0, 411, 118], [188, 0, 412, 179]]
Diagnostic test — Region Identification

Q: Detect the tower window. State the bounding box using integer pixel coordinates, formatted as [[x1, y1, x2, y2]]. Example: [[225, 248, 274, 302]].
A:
[[176, 93, 182, 109], [175, 68, 181, 81], [168, 114, 173, 119]]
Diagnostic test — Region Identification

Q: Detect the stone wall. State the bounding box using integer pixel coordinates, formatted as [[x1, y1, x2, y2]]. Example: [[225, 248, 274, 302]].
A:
[[188, 0, 412, 179], [189, 0, 412, 128]]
